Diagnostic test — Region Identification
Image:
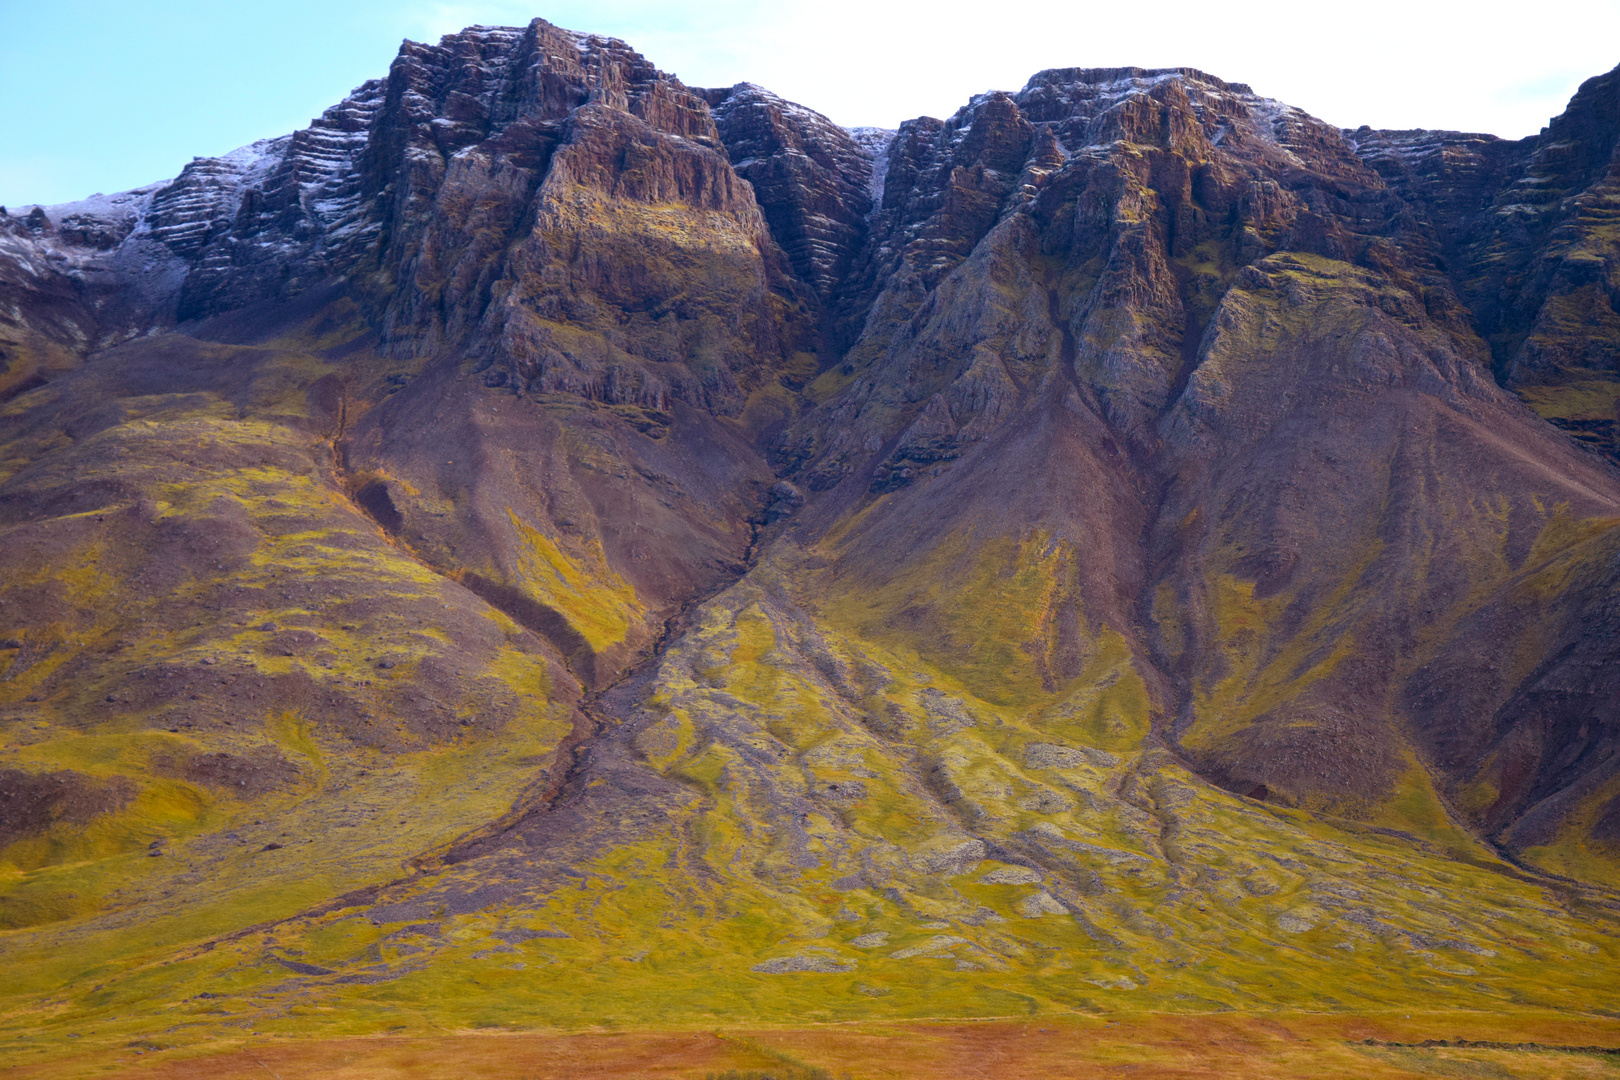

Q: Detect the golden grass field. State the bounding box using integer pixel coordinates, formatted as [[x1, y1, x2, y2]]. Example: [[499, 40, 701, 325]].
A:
[[7, 1012, 1619, 1079]]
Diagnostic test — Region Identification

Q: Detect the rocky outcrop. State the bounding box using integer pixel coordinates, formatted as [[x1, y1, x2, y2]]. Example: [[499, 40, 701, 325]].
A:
[[706, 83, 878, 307], [1348, 63, 1620, 457], [2, 21, 818, 399]]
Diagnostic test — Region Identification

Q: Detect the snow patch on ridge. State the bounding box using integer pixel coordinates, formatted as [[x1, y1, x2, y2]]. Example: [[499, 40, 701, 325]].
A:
[[846, 126, 897, 208]]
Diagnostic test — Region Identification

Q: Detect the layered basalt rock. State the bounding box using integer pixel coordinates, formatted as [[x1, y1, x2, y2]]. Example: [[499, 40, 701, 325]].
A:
[[1349, 63, 1620, 456], [3, 21, 823, 399], [783, 65, 1419, 492], [706, 82, 879, 307]]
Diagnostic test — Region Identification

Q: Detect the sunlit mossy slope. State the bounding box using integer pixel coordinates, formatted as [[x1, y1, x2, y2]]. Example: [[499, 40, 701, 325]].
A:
[[3, 20, 1620, 1076]]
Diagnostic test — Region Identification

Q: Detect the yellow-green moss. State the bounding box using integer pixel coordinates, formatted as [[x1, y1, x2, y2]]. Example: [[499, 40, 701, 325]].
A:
[[506, 509, 642, 653]]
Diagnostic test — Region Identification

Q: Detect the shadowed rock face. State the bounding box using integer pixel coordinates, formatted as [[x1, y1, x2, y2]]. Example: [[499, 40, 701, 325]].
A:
[[1351, 64, 1620, 457], [3, 21, 1620, 1051], [705, 82, 878, 307]]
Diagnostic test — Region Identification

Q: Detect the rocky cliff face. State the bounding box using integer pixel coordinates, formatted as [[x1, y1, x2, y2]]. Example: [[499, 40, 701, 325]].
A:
[[705, 82, 878, 309], [1351, 64, 1620, 456], [2, 22, 1620, 1059], [766, 64, 1620, 873]]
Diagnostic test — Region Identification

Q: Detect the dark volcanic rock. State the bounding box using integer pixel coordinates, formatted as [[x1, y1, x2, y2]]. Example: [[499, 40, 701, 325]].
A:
[[706, 82, 879, 305], [1347, 63, 1620, 456]]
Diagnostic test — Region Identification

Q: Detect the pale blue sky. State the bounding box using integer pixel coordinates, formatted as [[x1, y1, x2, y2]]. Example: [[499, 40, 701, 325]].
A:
[[4, 0, 1618, 208]]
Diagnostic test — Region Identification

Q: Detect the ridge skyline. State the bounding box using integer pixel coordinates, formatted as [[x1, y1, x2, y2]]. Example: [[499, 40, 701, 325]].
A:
[[5, 0, 1617, 205]]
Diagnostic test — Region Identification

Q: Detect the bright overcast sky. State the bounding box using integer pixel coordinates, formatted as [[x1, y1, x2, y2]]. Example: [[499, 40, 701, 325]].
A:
[[3, 0, 1618, 207]]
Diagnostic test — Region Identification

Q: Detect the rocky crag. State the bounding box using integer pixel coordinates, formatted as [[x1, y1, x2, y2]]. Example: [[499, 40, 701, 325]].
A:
[[1, 21, 1619, 1065]]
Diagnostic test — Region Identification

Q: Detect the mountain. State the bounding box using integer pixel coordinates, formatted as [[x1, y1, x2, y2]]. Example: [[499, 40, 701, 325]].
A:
[[2, 20, 1619, 1067]]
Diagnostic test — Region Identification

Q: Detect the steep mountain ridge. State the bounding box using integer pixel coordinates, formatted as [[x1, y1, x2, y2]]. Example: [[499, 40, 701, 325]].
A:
[[1351, 62, 1620, 456], [1, 21, 1619, 1066]]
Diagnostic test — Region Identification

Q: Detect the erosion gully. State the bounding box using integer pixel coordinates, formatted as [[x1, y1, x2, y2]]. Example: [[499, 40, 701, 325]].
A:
[[208, 419, 778, 941]]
